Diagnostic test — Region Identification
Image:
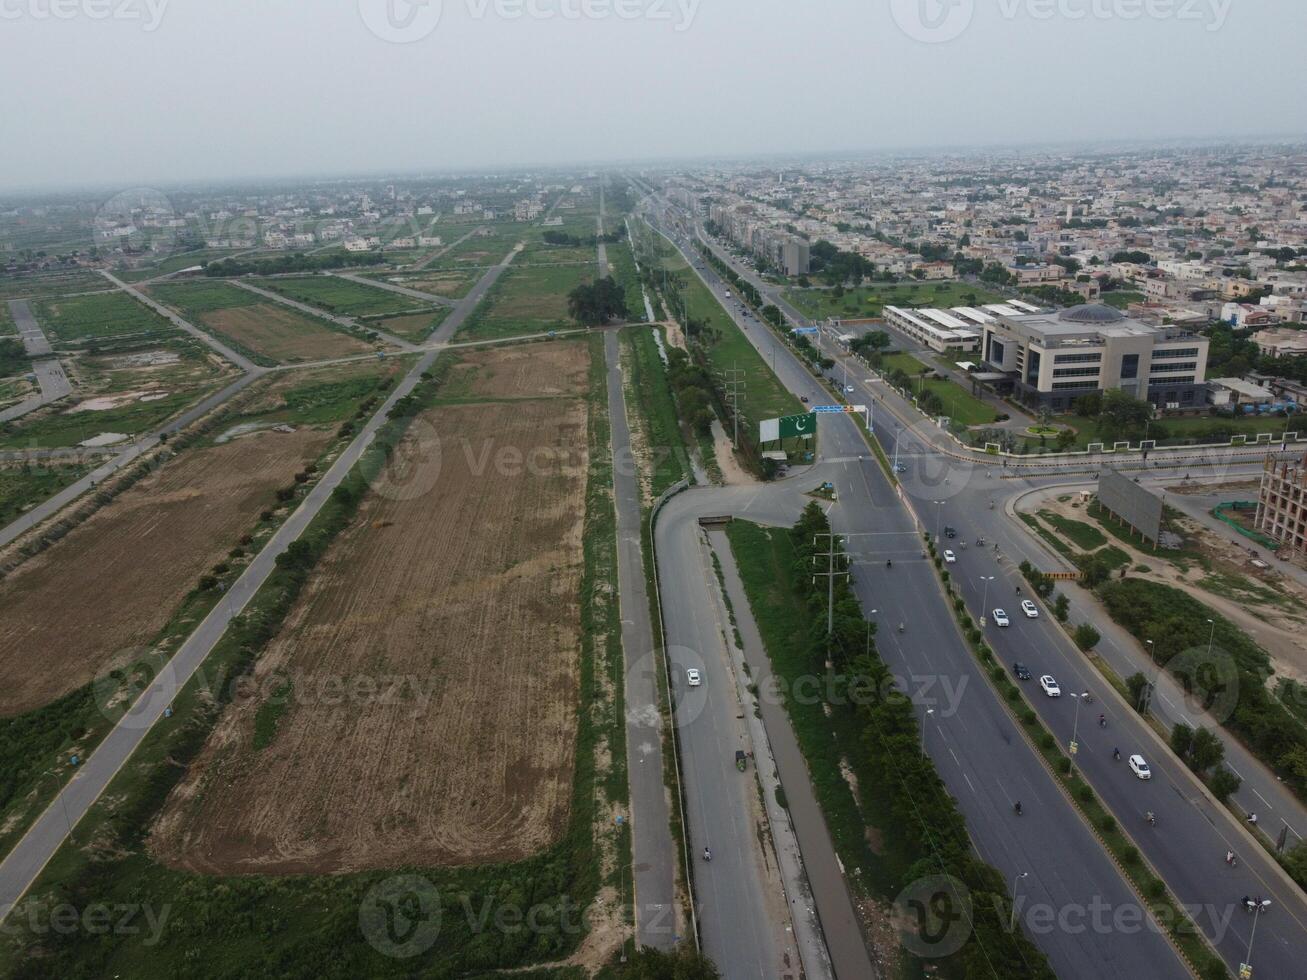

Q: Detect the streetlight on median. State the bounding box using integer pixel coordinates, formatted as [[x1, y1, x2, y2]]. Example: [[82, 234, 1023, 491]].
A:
[[1068, 692, 1086, 779], [934, 500, 945, 545], [1144, 638, 1158, 715], [1206, 618, 1216, 660], [980, 576, 995, 628], [922, 708, 935, 760], [1009, 872, 1029, 933]]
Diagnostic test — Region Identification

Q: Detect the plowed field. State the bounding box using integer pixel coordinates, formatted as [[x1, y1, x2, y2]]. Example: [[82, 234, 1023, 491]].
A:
[[150, 342, 592, 873], [0, 427, 331, 717]]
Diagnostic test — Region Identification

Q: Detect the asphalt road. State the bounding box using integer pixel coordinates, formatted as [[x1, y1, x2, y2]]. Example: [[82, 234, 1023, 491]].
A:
[[642, 197, 1193, 978], [0, 251, 520, 924], [816, 314, 1307, 977], [334, 270, 456, 308], [1, 300, 74, 423]]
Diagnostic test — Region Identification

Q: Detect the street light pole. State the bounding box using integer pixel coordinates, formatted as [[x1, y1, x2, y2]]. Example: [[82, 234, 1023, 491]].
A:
[[922, 708, 935, 760], [1069, 692, 1083, 778], [1145, 639, 1158, 715], [934, 500, 945, 545], [1206, 618, 1216, 660], [1009, 872, 1029, 933], [980, 576, 995, 627]]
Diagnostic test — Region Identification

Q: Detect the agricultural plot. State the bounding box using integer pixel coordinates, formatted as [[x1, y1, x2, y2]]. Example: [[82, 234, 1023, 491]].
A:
[[0, 427, 333, 718], [0, 462, 89, 526], [151, 341, 593, 873], [427, 226, 522, 267], [113, 248, 246, 283], [255, 275, 423, 318], [0, 302, 13, 335], [148, 280, 374, 364], [36, 290, 179, 346], [518, 241, 597, 265], [0, 269, 109, 301], [459, 263, 591, 340], [220, 358, 408, 430]]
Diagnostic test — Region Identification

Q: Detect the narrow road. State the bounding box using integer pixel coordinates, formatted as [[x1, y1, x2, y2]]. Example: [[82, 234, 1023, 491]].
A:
[[1, 300, 74, 423], [333, 271, 456, 308]]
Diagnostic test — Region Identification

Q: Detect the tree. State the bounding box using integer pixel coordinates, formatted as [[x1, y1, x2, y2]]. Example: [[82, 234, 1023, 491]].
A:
[[568, 276, 628, 326], [1097, 390, 1153, 443], [1054, 593, 1070, 622], [1189, 727, 1225, 774], [1209, 767, 1241, 803], [1170, 722, 1195, 760], [1126, 671, 1149, 709], [1073, 623, 1101, 651]]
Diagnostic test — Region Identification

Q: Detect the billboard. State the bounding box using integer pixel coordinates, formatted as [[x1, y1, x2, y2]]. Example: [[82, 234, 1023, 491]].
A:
[[1098, 469, 1163, 544], [760, 413, 815, 442]]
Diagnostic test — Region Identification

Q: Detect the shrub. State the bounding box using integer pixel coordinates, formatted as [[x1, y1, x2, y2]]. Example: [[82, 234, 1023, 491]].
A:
[[1209, 767, 1241, 803], [1073, 623, 1101, 651], [198, 575, 218, 591], [1040, 733, 1055, 750], [1123, 845, 1140, 865], [1077, 785, 1094, 803], [1058, 758, 1071, 774], [1101, 815, 1116, 833]]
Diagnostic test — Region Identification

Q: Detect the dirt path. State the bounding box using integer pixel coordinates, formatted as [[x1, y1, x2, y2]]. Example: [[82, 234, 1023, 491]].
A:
[[712, 420, 755, 487]]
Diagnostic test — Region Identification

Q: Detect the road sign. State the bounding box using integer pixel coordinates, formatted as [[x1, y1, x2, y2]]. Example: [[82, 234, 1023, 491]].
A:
[[791, 326, 819, 336], [813, 405, 868, 415]]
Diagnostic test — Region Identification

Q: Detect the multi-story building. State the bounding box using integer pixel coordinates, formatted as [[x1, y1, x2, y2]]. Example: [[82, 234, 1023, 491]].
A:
[[1256, 454, 1307, 556], [978, 303, 1209, 412]]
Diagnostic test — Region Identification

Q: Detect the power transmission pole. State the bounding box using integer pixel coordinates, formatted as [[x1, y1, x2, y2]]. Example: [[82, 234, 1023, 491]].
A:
[[719, 363, 746, 446], [812, 532, 850, 669]]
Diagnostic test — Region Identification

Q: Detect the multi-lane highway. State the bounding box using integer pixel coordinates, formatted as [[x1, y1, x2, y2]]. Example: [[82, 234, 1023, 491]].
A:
[[641, 196, 1195, 978], [647, 189, 1307, 977]]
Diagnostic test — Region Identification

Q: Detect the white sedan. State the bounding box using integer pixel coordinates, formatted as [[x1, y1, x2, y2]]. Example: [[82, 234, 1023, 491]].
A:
[[686, 669, 702, 687], [943, 550, 957, 564], [1021, 599, 1039, 618], [1129, 754, 1152, 780], [1040, 675, 1062, 698], [992, 609, 1010, 627]]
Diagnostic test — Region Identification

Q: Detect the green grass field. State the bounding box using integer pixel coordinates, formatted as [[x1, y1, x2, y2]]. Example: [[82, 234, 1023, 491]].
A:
[[0, 302, 14, 336], [458, 262, 592, 340], [257, 276, 423, 317], [785, 281, 1006, 320], [1102, 290, 1145, 310], [113, 249, 247, 283], [148, 280, 263, 315], [0, 269, 111, 301], [880, 351, 998, 426], [35, 291, 179, 346]]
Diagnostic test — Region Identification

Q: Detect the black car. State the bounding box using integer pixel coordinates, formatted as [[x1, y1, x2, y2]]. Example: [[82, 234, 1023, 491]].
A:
[[1012, 662, 1032, 681], [944, 526, 957, 539]]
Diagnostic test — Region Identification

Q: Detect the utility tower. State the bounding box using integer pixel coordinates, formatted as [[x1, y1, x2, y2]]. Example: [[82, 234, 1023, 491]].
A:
[[811, 532, 851, 668], [719, 363, 746, 446]]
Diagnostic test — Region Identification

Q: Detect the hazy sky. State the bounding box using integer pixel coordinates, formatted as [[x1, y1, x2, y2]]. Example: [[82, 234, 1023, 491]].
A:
[[3, 0, 1305, 190]]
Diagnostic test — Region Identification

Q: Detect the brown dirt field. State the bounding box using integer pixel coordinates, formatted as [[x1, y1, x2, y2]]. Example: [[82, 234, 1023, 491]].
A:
[[202, 304, 373, 362], [446, 340, 589, 400], [149, 393, 590, 874], [373, 310, 446, 340], [0, 428, 331, 717]]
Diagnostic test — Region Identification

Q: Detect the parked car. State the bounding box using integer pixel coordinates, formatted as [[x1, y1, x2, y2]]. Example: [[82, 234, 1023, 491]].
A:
[[1012, 662, 1032, 681], [1129, 754, 1152, 780], [1021, 599, 1039, 618], [943, 550, 956, 564], [686, 668, 702, 687], [992, 609, 1010, 627], [1040, 675, 1062, 697]]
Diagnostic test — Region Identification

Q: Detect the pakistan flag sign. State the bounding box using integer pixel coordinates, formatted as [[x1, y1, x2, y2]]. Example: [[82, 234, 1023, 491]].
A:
[[760, 412, 815, 443]]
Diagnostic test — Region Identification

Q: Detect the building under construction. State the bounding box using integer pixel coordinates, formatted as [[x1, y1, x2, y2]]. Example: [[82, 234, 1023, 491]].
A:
[[1256, 453, 1307, 555]]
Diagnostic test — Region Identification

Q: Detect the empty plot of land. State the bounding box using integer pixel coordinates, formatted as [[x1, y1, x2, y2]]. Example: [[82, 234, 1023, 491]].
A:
[[256, 276, 424, 318], [460, 264, 591, 340], [444, 341, 589, 400], [148, 281, 374, 363], [370, 308, 449, 341], [150, 342, 592, 873], [366, 268, 480, 299], [0, 427, 331, 717], [36, 291, 178, 345]]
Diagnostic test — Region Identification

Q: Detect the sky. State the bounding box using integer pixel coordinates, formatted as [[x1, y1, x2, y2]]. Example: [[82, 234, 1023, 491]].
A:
[[3, 0, 1306, 191]]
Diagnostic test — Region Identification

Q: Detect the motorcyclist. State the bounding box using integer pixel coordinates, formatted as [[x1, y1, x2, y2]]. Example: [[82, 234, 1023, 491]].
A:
[[1014, 801, 1023, 815], [1113, 748, 1121, 760], [886, 559, 892, 569], [1146, 811, 1156, 826], [703, 847, 711, 862], [898, 623, 905, 634], [1098, 714, 1106, 727]]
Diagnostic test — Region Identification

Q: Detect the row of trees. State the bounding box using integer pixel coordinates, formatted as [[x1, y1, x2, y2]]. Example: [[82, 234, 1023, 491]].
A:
[[808, 240, 876, 286], [204, 250, 385, 277], [543, 229, 622, 247], [787, 504, 1057, 977]]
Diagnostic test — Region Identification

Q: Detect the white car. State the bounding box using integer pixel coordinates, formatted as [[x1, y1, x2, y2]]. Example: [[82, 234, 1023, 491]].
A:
[[992, 609, 1010, 627], [1040, 675, 1062, 697], [845, 385, 855, 393], [686, 669, 702, 687], [1021, 599, 1039, 618], [943, 550, 956, 564], [1129, 754, 1152, 780]]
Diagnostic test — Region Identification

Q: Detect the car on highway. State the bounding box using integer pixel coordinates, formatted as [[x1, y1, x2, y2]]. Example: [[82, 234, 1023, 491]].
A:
[[1129, 754, 1152, 780], [845, 385, 855, 393], [1012, 662, 1032, 681], [1021, 599, 1039, 618], [894, 462, 908, 474], [943, 550, 956, 564], [992, 608, 1010, 627], [686, 668, 702, 687], [800, 396, 809, 403], [1040, 675, 1062, 697]]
